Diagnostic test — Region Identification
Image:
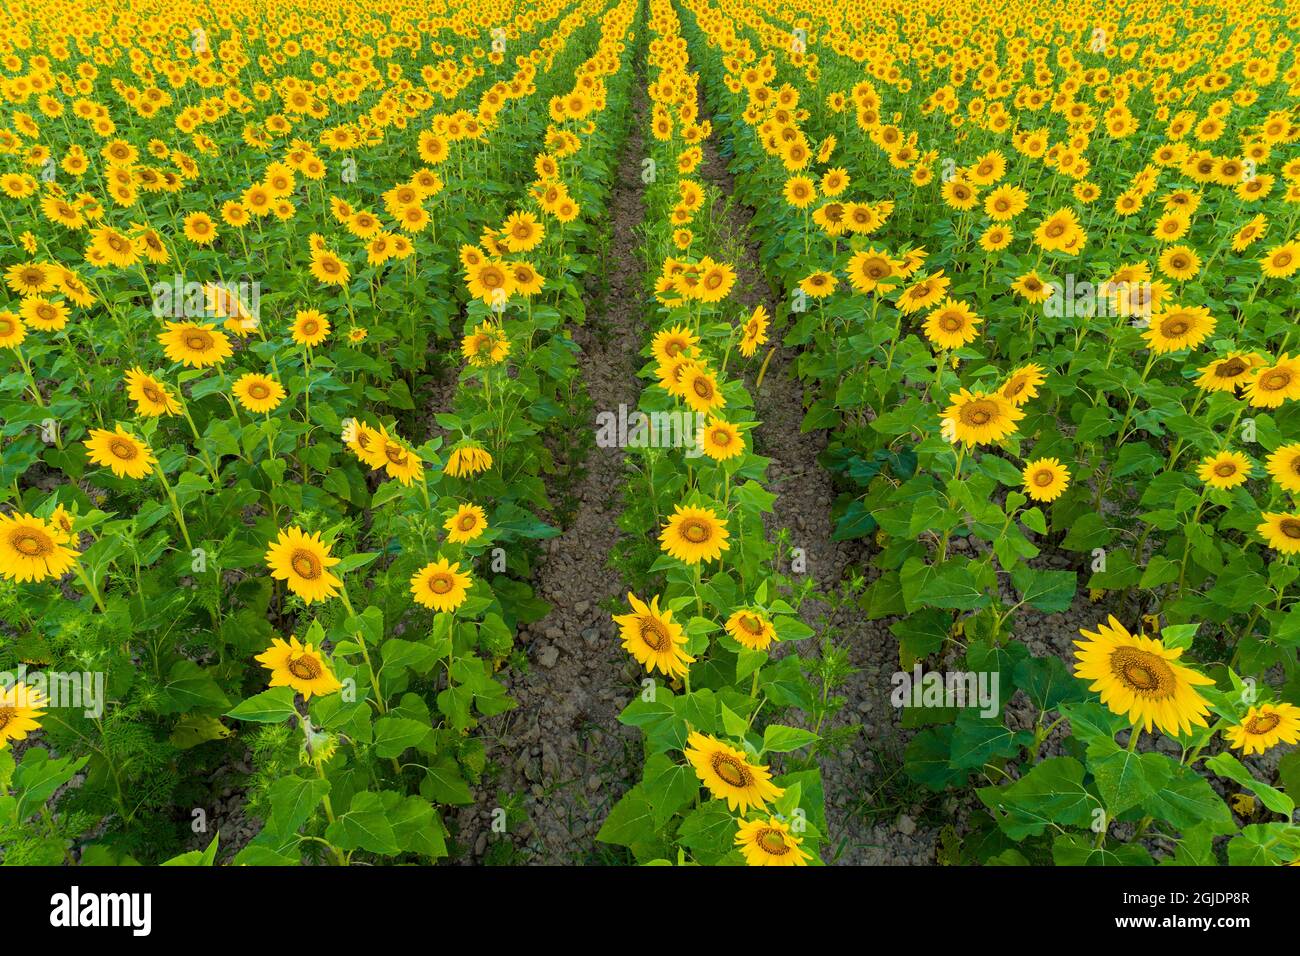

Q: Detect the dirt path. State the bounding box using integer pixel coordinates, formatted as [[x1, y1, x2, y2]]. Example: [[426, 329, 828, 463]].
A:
[[695, 108, 940, 865], [450, 63, 650, 865]]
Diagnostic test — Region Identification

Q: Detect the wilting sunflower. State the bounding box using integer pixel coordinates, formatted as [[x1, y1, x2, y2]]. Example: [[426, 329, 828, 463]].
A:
[[1143, 305, 1215, 354], [922, 298, 981, 350], [84, 425, 156, 479], [445, 443, 493, 478], [255, 636, 341, 700], [725, 608, 777, 651], [1073, 616, 1213, 737], [0, 512, 76, 582], [738, 305, 769, 358], [1245, 354, 1300, 408], [1022, 458, 1070, 502], [125, 367, 181, 417], [265, 526, 343, 603], [612, 592, 694, 679], [942, 389, 1024, 446], [735, 816, 812, 867], [660, 504, 730, 565], [233, 373, 286, 414], [1258, 511, 1300, 555], [652, 324, 698, 365], [697, 417, 744, 462], [444, 503, 488, 544], [1196, 352, 1265, 393], [409, 557, 472, 612], [1224, 703, 1300, 756], [1197, 450, 1252, 490], [0, 683, 47, 749], [1265, 443, 1300, 493], [376, 428, 422, 486], [158, 321, 232, 368], [292, 309, 331, 347], [684, 732, 784, 813]]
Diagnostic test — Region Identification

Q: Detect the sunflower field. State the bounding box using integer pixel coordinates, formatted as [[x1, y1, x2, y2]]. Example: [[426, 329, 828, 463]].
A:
[[1, 0, 1299, 876]]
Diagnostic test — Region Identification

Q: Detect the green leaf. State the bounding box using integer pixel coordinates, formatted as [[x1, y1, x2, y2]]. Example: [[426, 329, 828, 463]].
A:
[[325, 791, 400, 855], [1205, 752, 1295, 816], [373, 716, 432, 758], [227, 687, 298, 724], [761, 724, 819, 754]]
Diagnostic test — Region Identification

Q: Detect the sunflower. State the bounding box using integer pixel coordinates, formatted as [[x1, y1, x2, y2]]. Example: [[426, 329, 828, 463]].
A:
[[739, 305, 769, 357], [1245, 354, 1300, 407], [1196, 352, 1264, 393], [1143, 305, 1215, 354], [0, 512, 76, 582], [922, 298, 981, 350], [265, 526, 343, 603], [798, 271, 837, 298], [500, 211, 543, 253], [309, 249, 350, 287], [845, 248, 901, 295], [409, 557, 472, 612], [84, 425, 155, 479], [292, 309, 331, 347], [1259, 241, 1300, 278], [979, 225, 1013, 252], [678, 363, 726, 415], [89, 226, 140, 267], [233, 373, 286, 414], [612, 592, 694, 679], [1073, 616, 1214, 737], [1196, 450, 1252, 490], [999, 364, 1046, 406], [1157, 245, 1200, 281], [445, 443, 493, 478], [182, 211, 217, 245], [509, 261, 544, 297], [660, 504, 730, 564], [896, 270, 950, 314], [735, 816, 812, 867], [444, 503, 488, 544], [0, 683, 47, 749], [1257, 512, 1300, 555], [1022, 458, 1070, 502], [158, 321, 232, 368], [125, 367, 180, 416], [460, 321, 510, 367], [1265, 443, 1300, 493], [941, 389, 1024, 446], [652, 324, 698, 365], [255, 636, 341, 699], [345, 419, 388, 469], [697, 417, 744, 462], [378, 429, 423, 485], [684, 732, 784, 813], [1224, 703, 1300, 756], [1010, 271, 1053, 304], [725, 608, 777, 651], [0, 310, 26, 349], [467, 260, 513, 305], [693, 259, 736, 303], [5, 261, 56, 295], [783, 175, 816, 208], [21, 296, 69, 332]]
